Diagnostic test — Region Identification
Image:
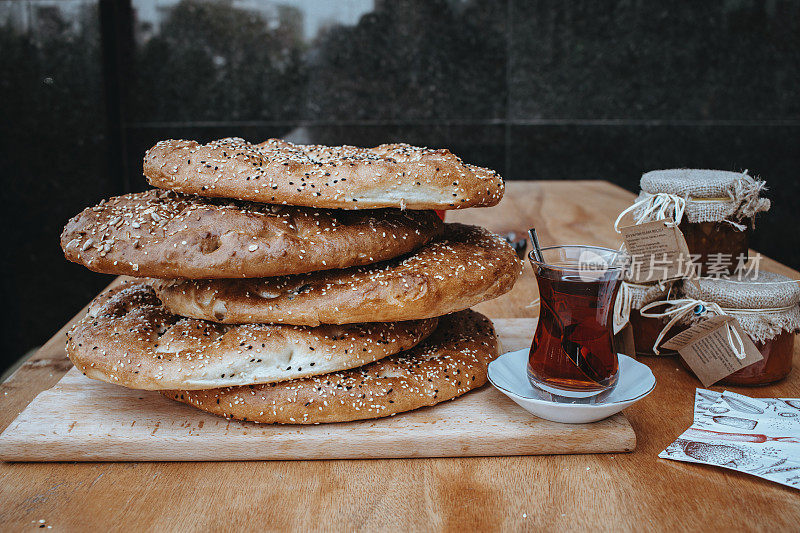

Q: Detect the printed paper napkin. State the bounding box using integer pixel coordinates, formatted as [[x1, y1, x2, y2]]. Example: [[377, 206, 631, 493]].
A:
[[660, 389, 800, 489]]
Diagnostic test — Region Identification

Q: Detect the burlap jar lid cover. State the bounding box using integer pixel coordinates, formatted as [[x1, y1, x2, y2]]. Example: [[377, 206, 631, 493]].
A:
[[680, 270, 800, 343], [635, 168, 771, 226], [622, 279, 675, 310]]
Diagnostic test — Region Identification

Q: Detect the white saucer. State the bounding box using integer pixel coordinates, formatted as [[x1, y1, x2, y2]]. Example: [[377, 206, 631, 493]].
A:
[[488, 349, 656, 424]]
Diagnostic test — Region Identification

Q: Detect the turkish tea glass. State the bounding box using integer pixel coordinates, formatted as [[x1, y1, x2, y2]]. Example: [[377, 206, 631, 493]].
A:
[[528, 245, 628, 398]]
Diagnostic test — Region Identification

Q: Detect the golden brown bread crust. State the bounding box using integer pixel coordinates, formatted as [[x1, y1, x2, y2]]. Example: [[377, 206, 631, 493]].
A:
[[164, 309, 497, 424], [66, 282, 438, 390], [154, 224, 523, 325], [60, 189, 442, 278], [144, 138, 504, 210]]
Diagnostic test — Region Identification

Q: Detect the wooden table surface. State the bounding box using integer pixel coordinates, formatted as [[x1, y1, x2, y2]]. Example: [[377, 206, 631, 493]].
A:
[[1, 181, 798, 531]]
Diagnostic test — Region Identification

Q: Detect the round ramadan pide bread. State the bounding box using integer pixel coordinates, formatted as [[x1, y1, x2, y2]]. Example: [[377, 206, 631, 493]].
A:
[[163, 309, 498, 424], [143, 137, 504, 210], [66, 282, 438, 390], [60, 189, 442, 278], [153, 223, 523, 325]]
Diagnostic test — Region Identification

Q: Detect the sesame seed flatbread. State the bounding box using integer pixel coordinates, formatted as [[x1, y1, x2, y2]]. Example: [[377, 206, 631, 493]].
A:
[[67, 282, 437, 390], [153, 224, 523, 325], [164, 309, 497, 424], [144, 137, 504, 210], [60, 189, 442, 279]]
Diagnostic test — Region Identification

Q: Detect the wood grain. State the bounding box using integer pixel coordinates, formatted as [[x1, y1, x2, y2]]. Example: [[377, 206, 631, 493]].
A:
[[0, 320, 634, 462], [1, 181, 798, 531]]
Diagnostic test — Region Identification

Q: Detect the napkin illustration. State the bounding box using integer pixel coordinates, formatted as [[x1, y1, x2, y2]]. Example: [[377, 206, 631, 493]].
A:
[[660, 389, 800, 490]]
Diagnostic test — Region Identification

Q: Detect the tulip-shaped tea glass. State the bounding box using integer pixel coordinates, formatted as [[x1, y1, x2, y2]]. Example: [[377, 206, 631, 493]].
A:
[[528, 246, 628, 398]]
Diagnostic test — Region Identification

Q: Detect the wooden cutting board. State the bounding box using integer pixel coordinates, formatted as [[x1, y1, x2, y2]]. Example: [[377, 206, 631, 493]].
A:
[[0, 319, 635, 461]]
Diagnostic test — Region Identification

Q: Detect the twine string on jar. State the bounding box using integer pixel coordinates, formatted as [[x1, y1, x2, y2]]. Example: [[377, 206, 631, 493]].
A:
[[612, 280, 662, 333], [614, 193, 687, 232], [612, 280, 673, 334], [639, 298, 745, 358], [686, 197, 748, 230], [613, 282, 633, 334]]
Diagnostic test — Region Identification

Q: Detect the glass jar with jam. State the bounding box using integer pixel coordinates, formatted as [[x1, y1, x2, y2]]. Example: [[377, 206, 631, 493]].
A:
[[677, 220, 749, 276], [724, 331, 794, 385], [677, 271, 800, 386], [636, 169, 770, 276], [618, 280, 677, 356]]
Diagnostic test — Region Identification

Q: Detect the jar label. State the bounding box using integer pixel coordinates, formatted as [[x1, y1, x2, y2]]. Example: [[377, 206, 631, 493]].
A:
[[662, 315, 764, 386], [619, 218, 698, 286]]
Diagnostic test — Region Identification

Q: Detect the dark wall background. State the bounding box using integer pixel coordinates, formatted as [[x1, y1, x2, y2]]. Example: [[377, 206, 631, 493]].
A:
[[2, 0, 799, 373]]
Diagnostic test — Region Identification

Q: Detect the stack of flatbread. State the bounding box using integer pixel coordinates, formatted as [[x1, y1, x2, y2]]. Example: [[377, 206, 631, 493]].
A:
[[60, 138, 521, 424]]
